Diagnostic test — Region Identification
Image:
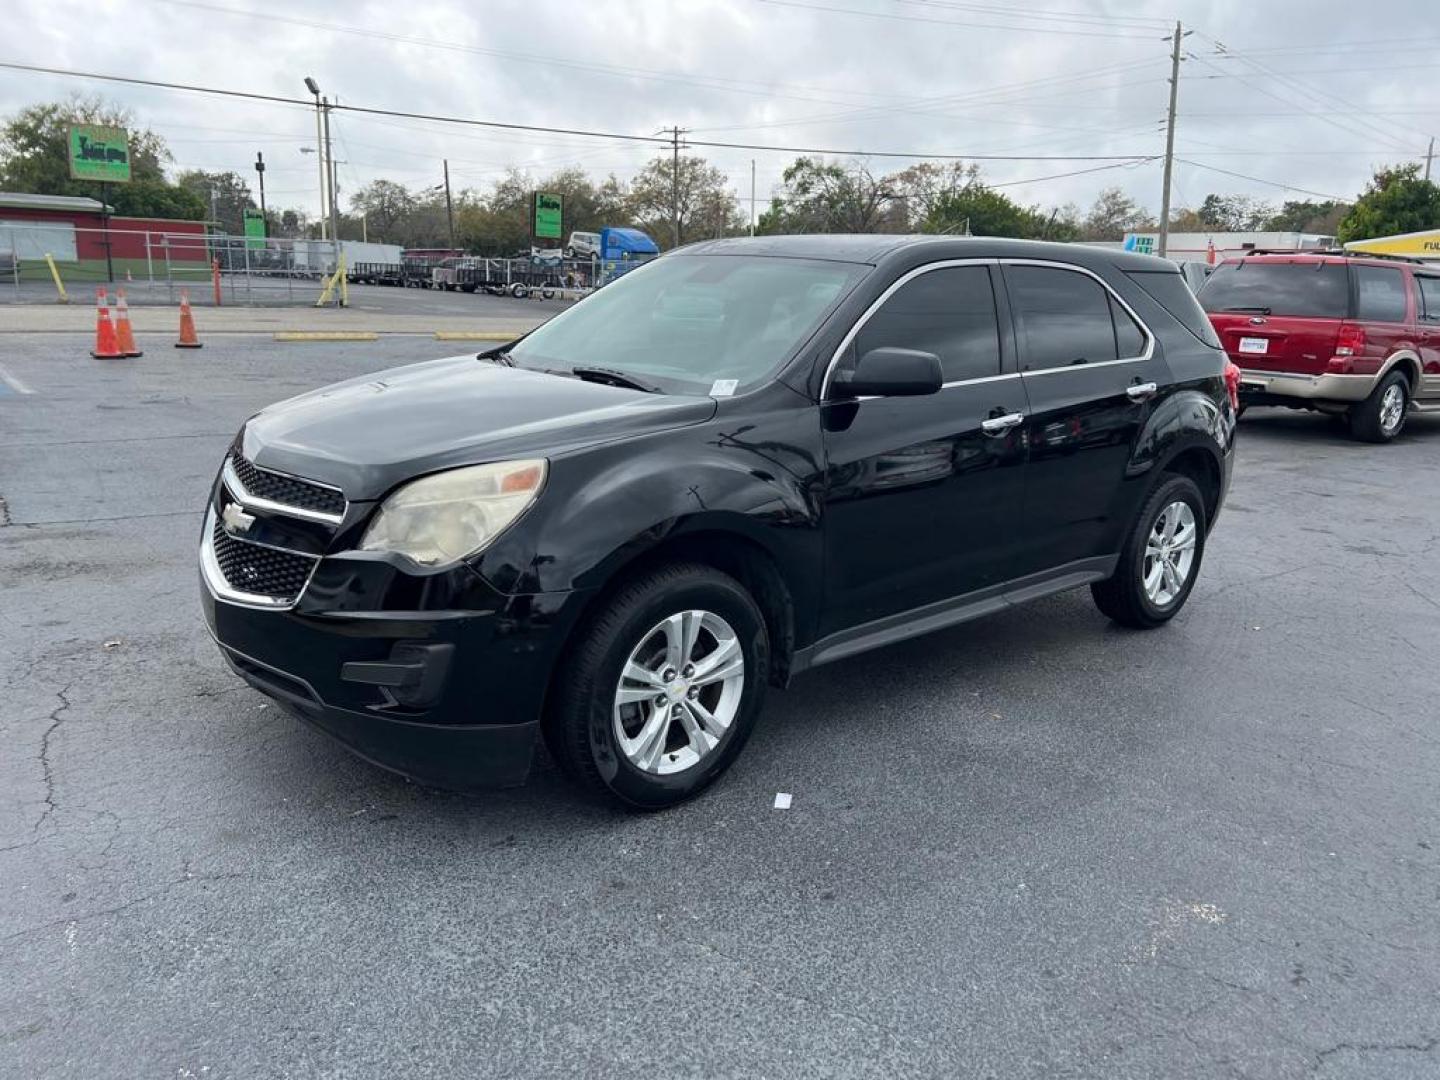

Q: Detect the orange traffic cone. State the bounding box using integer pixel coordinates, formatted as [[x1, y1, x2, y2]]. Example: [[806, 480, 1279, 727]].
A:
[[114, 288, 142, 357], [91, 288, 123, 359], [175, 289, 203, 349]]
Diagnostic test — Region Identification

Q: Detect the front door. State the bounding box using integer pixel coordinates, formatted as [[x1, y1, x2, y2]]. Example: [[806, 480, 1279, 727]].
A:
[[819, 262, 1028, 637], [1000, 262, 1172, 576]]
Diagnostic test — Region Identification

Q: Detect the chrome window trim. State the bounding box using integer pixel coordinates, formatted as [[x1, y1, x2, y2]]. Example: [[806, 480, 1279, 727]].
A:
[[200, 505, 320, 611], [820, 256, 1157, 399], [223, 456, 346, 526], [1001, 258, 1156, 374]]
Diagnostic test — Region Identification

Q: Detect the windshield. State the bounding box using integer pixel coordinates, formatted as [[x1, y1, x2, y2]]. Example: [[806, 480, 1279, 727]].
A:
[[1199, 261, 1350, 318], [508, 254, 867, 395]]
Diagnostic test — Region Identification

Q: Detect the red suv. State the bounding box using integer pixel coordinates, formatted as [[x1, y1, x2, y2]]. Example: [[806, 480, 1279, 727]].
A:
[[1200, 252, 1440, 441]]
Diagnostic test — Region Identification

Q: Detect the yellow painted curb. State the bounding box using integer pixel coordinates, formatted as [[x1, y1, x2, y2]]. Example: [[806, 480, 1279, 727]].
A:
[[273, 331, 380, 342], [433, 331, 522, 341]]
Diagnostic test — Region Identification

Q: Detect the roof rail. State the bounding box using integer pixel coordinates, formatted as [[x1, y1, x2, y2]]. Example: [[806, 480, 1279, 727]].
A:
[[1236, 247, 1431, 265]]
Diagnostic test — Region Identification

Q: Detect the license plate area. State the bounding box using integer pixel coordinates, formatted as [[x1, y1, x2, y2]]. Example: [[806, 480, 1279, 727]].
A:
[[1238, 336, 1269, 355]]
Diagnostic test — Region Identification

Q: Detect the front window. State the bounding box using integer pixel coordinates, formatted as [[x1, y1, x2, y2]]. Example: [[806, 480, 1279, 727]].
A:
[[509, 254, 867, 395]]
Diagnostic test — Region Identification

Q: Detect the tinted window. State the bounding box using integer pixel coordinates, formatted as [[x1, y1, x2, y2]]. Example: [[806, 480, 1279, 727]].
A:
[[1199, 261, 1349, 318], [854, 266, 1000, 383], [1354, 265, 1408, 322], [1007, 266, 1118, 370], [1127, 269, 1221, 347], [1111, 296, 1146, 356], [1418, 276, 1440, 320], [510, 255, 866, 394]]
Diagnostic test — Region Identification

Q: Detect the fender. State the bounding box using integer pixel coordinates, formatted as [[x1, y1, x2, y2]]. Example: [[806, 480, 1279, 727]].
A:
[[1131, 384, 1231, 481], [1376, 348, 1421, 390], [469, 384, 826, 619]]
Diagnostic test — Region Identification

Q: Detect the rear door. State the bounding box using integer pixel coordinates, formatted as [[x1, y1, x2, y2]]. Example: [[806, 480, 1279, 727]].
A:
[[1350, 264, 1414, 381], [1000, 261, 1170, 578], [1415, 274, 1440, 399], [1200, 259, 1349, 376]]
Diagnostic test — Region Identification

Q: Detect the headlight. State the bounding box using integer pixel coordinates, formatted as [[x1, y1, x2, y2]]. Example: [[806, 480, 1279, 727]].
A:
[[359, 459, 546, 566]]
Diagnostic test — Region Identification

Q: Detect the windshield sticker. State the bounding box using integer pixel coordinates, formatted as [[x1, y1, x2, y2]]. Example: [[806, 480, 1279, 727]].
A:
[[710, 379, 738, 397]]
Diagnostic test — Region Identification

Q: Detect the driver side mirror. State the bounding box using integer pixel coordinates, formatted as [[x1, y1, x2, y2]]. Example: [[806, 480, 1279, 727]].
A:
[[832, 347, 943, 398]]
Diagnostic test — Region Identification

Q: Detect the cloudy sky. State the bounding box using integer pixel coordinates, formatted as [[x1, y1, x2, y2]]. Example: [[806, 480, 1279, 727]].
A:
[[4, 0, 1437, 225]]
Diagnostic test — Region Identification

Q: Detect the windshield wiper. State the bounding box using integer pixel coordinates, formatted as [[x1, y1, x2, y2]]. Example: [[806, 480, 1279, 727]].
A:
[[568, 366, 662, 393], [480, 347, 515, 366], [1221, 305, 1271, 314]]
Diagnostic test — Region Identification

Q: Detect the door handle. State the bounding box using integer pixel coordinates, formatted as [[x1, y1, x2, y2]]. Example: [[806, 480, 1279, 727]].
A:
[[981, 412, 1025, 434], [1126, 382, 1158, 401]]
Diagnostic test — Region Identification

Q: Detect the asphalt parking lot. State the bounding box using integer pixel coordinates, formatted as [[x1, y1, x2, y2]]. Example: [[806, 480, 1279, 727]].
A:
[[2, 335, 1438, 1079]]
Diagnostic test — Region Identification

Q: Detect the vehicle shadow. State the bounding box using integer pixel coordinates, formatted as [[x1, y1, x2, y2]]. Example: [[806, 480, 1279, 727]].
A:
[[1239, 405, 1440, 445]]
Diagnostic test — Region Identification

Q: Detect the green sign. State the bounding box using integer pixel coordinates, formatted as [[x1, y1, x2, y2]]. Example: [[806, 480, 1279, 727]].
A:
[[243, 208, 266, 249], [67, 125, 132, 183], [533, 192, 563, 240], [1132, 235, 1155, 255]]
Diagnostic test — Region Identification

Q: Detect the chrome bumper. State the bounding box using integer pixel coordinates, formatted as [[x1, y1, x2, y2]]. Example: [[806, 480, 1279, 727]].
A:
[[1237, 368, 1375, 403]]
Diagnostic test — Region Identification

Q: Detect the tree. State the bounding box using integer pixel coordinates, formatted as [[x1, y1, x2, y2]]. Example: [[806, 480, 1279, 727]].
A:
[[1264, 199, 1348, 235], [349, 179, 416, 242], [1197, 193, 1273, 232], [0, 96, 203, 219], [923, 181, 1069, 239], [176, 169, 254, 234], [1337, 164, 1440, 242], [627, 154, 739, 247], [762, 157, 898, 234], [882, 162, 981, 231], [1081, 187, 1153, 241]]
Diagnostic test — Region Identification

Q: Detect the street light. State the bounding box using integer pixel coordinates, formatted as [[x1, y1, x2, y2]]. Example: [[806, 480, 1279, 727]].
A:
[[303, 77, 328, 240]]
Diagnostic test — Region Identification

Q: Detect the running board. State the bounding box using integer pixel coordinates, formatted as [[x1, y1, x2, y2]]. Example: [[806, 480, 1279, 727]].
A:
[[1412, 400, 1440, 413], [791, 555, 1118, 674]]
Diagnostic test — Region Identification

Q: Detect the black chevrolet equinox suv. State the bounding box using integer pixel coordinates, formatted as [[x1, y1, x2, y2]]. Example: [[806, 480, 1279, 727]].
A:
[[201, 236, 1236, 808]]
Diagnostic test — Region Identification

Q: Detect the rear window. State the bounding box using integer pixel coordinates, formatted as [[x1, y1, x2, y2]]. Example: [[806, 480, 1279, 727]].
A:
[[1199, 262, 1349, 319], [1126, 270, 1221, 348], [1353, 265, 1408, 322]]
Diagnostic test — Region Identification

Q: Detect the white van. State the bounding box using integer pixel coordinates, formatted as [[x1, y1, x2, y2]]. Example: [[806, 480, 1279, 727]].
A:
[[563, 231, 601, 258]]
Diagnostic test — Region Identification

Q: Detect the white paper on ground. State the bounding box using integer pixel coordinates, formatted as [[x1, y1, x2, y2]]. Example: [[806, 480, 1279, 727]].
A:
[[773, 792, 792, 810]]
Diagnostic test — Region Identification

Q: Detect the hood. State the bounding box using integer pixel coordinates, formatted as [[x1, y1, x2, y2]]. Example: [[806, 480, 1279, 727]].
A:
[[241, 355, 716, 500]]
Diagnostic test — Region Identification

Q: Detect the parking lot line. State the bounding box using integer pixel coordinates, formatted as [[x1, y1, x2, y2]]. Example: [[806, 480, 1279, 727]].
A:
[[0, 361, 35, 394], [433, 331, 522, 341], [272, 331, 380, 342]]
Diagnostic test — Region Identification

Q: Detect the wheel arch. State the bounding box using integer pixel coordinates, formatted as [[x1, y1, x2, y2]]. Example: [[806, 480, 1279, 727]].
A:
[[1380, 350, 1420, 391]]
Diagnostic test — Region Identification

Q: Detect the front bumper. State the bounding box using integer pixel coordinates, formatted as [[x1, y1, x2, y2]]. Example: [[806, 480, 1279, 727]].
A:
[[1237, 367, 1375, 404], [201, 534, 587, 791]]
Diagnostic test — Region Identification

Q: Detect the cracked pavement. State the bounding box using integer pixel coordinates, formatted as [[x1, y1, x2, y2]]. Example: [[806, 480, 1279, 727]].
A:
[[2, 333, 1438, 1079]]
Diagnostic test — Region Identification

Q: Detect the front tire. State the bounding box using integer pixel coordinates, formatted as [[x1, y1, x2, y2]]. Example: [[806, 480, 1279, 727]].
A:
[[1092, 474, 1208, 629], [546, 563, 770, 809], [1350, 369, 1409, 443]]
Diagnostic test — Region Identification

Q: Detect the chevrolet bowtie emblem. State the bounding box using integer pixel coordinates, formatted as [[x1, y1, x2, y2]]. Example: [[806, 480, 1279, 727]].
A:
[[221, 502, 256, 532]]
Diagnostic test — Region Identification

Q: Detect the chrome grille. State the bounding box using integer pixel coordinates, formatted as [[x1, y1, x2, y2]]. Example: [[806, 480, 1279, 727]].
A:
[[229, 453, 345, 518], [210, 518, 317, 602]]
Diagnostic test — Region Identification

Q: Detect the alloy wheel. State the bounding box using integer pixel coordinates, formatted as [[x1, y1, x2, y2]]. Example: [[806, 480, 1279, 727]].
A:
[[613, 610, 746, 775], [1379, 383, 1406, 434], [1143, 501, 1198, 608]]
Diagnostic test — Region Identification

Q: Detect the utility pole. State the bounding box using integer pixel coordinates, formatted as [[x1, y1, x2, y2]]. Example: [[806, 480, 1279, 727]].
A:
[[443, 158, 456, 252], [305, 77, 327, 240], [322, 96, 339, 249], [254, 152, 267, 232], [1426, 137, 1435, 183], [750, 159, 756, 236], [1158, 20, 1184, 259], [668, 125, 687, 249]]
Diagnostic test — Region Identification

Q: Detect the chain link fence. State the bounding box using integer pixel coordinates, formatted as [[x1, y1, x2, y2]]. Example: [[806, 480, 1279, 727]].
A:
[[0, 222, 659, 306], [0, 224, 339, 306]]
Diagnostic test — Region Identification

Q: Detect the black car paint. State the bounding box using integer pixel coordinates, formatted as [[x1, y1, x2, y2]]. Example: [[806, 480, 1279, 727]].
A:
[[203, 236, 1234, 791]]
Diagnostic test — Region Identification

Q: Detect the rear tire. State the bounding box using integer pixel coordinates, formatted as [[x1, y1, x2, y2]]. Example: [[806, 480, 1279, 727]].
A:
[[1350, 369, 1409, 443], [545, 563, 769, 809], [1092, 474, 1208, 629]]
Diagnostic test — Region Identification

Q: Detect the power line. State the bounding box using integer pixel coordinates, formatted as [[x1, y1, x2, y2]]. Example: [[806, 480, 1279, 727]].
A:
[[0, 60, 1156, 162], [1174, 159, 1347, 202], [755, 0, 1161, 39]]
